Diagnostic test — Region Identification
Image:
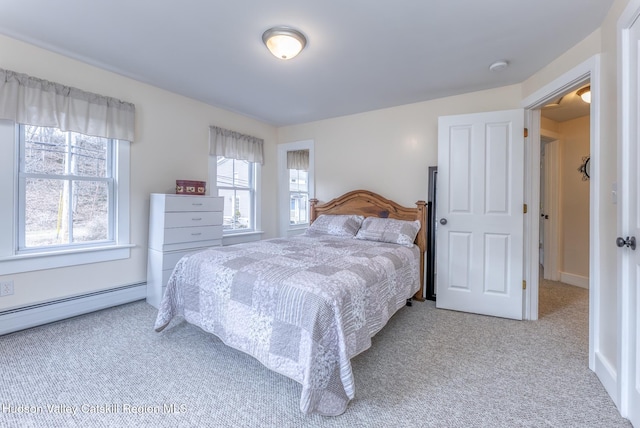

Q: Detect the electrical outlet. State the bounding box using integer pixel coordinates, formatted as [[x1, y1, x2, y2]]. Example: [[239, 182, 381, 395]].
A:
[[0, 280, 14, 297]]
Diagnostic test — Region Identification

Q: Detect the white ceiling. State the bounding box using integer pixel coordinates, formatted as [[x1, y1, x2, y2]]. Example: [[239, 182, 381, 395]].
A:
[[0, 0, 612, 126], [541, 85, 592, 122]]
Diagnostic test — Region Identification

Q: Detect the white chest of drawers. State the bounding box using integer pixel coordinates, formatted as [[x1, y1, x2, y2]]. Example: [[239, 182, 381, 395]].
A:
[[146, 193, 224, 308]]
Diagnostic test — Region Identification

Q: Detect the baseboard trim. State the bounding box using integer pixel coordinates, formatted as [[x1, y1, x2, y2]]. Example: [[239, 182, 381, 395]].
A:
[[0, 283, 146, 336], [594, 351, 618, 409], [559, 272, 589, 289]]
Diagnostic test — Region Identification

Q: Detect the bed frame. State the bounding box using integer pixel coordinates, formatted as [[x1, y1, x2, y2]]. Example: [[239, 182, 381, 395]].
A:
[[309, 190, 426, 301]]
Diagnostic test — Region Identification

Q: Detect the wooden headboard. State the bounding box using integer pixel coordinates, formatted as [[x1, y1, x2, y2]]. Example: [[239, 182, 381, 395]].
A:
[[309, 190, 426, 301]]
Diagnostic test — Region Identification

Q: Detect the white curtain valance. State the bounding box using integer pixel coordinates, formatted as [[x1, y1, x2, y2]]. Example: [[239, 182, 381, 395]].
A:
[[209, 125, 264, 164], [287, 149, 309, 170], [0, 68, 135, 141]]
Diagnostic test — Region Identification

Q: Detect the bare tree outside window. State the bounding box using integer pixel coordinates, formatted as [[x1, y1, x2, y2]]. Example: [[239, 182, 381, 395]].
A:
[[20, 125, 113, 249]]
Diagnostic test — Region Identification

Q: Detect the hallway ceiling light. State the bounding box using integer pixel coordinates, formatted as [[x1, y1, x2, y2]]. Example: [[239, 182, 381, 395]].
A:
[[577, 86, 591, 103], [262, 27, 307, 60]]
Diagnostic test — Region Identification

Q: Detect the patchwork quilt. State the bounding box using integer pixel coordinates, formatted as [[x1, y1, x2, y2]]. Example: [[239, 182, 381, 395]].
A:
[[154, 234, 420, 416]]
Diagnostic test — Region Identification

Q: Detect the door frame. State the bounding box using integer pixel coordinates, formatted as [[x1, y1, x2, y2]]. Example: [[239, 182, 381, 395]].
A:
[[617, 0, 640, 421], [540, 134, 561, 282], [521, 56, 601, 376]]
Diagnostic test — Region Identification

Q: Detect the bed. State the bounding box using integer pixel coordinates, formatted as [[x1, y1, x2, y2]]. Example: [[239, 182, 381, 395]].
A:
[[154, 190, 426, 416]]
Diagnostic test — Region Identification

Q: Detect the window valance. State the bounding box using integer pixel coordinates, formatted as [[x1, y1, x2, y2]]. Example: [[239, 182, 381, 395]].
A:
[[0, 68, 135, 141], [287, 149, 309, 170], [209, 125, 264, 164]]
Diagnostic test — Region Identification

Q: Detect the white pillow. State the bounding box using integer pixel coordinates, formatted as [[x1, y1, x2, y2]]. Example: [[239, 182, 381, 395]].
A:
[[355, 217, 421, 247], [305, 214, 364, 237]]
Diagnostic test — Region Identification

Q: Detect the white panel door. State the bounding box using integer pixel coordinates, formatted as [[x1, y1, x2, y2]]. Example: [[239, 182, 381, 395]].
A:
[[436, 109, 524, 320], [620, 8, 640, 426], [542, 140, 561, 281]]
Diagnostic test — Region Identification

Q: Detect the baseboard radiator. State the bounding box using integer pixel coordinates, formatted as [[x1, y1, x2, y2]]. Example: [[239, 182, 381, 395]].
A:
[[0, 283, 146, 336]]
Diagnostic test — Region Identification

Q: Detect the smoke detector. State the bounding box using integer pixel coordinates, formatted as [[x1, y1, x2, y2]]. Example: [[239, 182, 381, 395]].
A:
[[489, 60, 509, 72]]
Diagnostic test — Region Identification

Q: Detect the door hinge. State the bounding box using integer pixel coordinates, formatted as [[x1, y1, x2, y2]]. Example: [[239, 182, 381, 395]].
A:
[[523, 204, 528, 214], [524, 128, 528, 138], [523, 280, 527, 290]]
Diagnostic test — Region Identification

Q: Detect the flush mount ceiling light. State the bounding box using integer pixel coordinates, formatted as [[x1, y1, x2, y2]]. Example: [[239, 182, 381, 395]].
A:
[[577, 86, 591, 103], [262, 26, 307, 60]]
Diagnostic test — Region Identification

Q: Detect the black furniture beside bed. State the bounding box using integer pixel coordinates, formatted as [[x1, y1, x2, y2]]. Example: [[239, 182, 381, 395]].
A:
[[426, 166, 437, 301], [154, 190, 427, 416]]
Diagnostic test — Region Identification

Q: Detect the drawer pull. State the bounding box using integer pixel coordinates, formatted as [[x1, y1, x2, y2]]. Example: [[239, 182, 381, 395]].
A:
[[192, 218, 202, 221], [192, 203, 203, 206], [191, 232, 202, 236]]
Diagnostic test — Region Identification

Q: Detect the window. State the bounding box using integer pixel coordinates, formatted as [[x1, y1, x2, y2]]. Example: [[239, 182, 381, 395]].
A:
[[289, 168, 309, 225], [278, 140, 314, 237], [0, 120, 130, 275], [0, 69, 134, 274], [18, 125, 114, 251], [216, 157, 255, 232], [208, 125, 263, 241]]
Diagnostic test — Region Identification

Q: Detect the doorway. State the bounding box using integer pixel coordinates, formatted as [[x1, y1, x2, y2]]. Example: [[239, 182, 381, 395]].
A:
[[539, 134, 561, 282], [539, 85, 591, 315], [522, 55, 601, 378]]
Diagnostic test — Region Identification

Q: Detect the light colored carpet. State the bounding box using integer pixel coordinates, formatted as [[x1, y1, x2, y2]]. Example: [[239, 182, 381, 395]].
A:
[[0, 280, 631, 427]]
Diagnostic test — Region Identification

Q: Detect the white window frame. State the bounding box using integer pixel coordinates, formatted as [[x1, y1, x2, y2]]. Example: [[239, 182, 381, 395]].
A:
[[208, 155, 262, 246], [288, 168, 310, 226], [17, 124, 116, 252], [277, 140, 315, 237], [0, 120, 132, 275]]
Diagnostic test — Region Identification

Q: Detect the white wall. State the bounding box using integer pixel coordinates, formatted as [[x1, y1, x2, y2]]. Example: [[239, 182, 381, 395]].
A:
[[559, 115, 590, 281], [277, 85, 522, 209], [542, 115, 591, 284], [542, 115, 591, 286], [0, 34, 279, 310]]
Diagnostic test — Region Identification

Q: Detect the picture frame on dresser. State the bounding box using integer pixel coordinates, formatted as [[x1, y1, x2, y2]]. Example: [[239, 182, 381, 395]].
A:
[[146, 193, 224, 308]]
